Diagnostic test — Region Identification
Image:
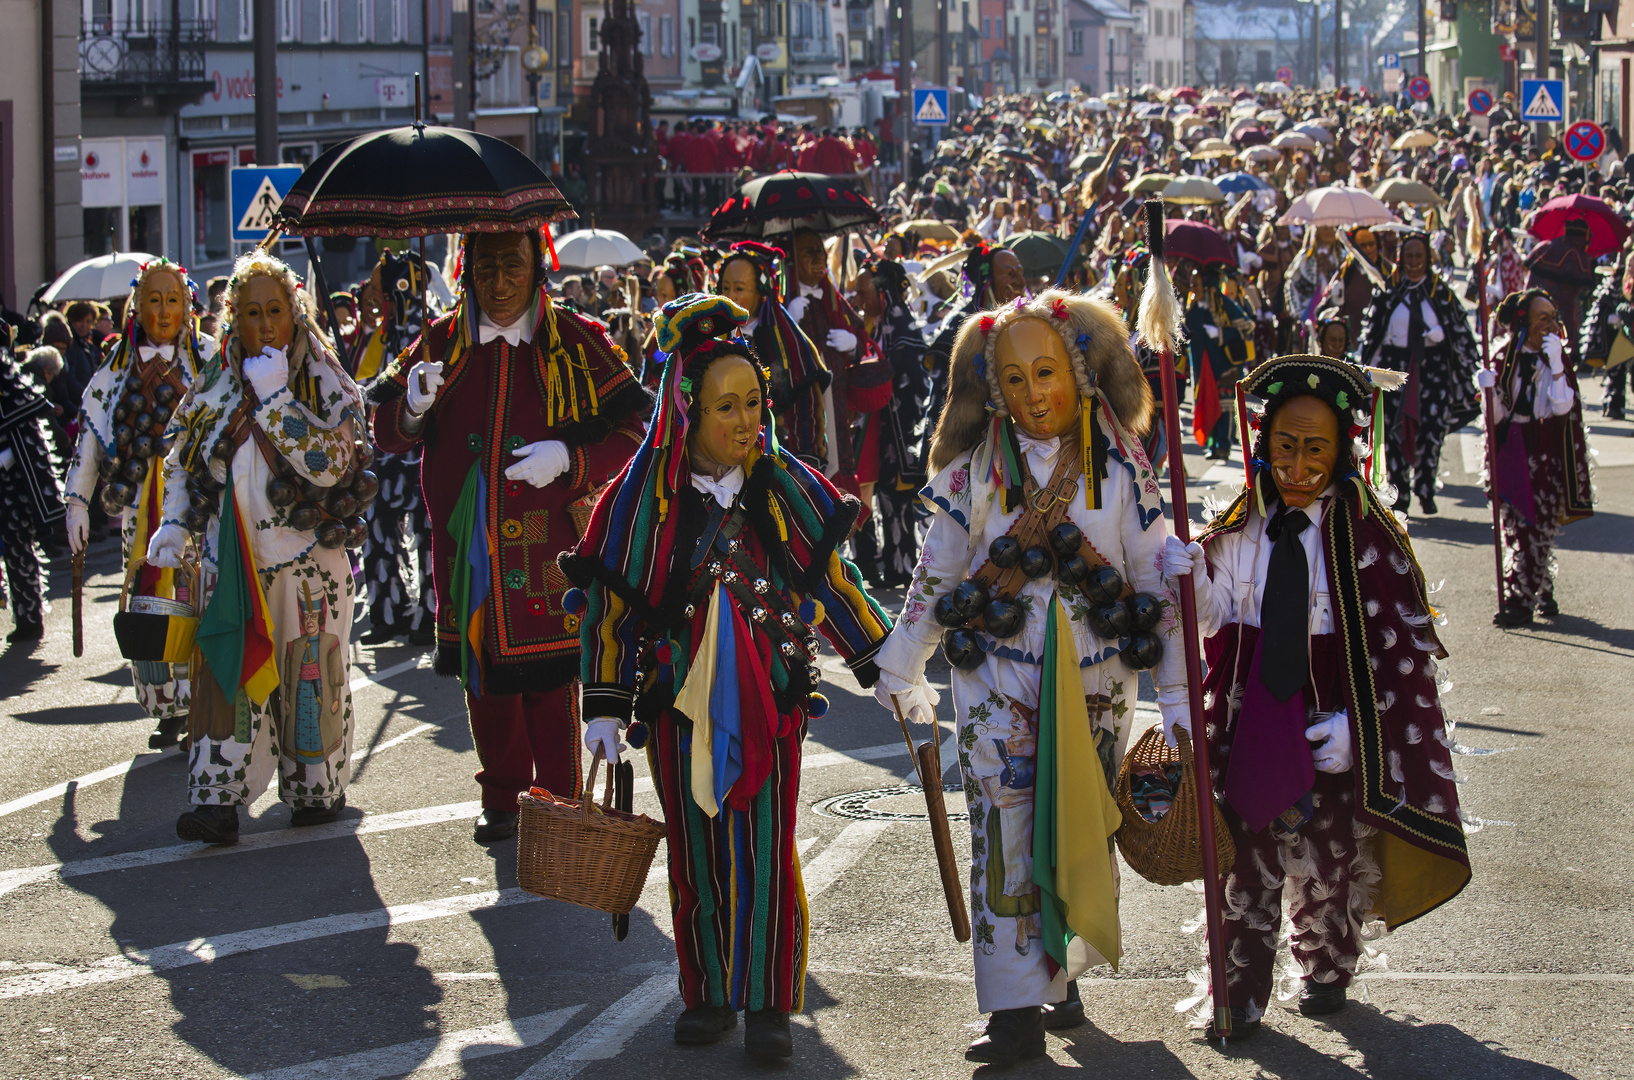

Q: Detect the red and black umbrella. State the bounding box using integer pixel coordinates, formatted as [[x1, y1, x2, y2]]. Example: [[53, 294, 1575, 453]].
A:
[[1164, 219, 1237, 268], [703, 170, 881, 241], [1526, 193, 1631, 258], [275, 124, 575, 239]]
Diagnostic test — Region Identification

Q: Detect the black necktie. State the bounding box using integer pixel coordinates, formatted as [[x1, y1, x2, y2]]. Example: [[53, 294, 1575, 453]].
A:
[[1260, 507, 1311, 702]]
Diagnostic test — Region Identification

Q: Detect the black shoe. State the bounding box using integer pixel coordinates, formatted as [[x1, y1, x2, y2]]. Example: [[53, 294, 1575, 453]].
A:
[[176, 804, 240, 845], [744, 1010, 793, 1059], [1605, 406, 1626, 420], [148, 715, 185, 750], [1391, 490, 1411, 513], [965, 1006, 1046, 1065], [1204, 1006, 1261, 1042], [1493, 602, 1533, 628], [358, 623, 404, 646], [1418, 494, 1438, 515], [408, 624, 436, 647], [1536, 595, 1560, 618], [1042, 980, 1085, 1030], [673, 1005, 737, 1045], [473, 808, 519, 843], [1298, 981, 1347, 1017], [290, 795, 345, 827], [6, 622, 43, 643]]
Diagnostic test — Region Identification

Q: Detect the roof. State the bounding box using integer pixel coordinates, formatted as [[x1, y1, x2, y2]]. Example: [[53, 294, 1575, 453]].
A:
[[1190, 0, 1302, 42]]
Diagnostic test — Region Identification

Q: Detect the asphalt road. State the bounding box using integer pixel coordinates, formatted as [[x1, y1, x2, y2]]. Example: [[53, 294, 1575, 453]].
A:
[[1, 383, 1630, 1080]]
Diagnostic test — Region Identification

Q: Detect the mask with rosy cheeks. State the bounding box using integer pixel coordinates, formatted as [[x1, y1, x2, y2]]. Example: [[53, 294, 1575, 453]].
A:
[[686, 354, 763, 478], [140, 269, 189, 347], [236, 274, 297, 353], [994, 317, 1082, 440], [1266, 395, 1340, 510]]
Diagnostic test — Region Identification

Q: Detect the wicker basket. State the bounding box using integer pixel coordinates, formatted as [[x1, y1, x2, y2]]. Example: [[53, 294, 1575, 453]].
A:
[[1114, 725, 1236, 886], [516, 750, 666, 914], [566, 480, 613, 538]]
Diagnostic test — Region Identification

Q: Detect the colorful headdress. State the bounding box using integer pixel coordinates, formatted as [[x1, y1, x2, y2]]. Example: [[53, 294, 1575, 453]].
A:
[[299, 580, 326, 619], [102, 257, 206, 377]]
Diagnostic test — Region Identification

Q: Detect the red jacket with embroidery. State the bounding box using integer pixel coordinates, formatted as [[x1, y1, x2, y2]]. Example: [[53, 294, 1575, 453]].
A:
[[373, 299, 649, 693]]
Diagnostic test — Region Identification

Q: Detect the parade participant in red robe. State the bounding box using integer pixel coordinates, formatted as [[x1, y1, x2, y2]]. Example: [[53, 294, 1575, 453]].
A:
[[372, 229, 649, 842]]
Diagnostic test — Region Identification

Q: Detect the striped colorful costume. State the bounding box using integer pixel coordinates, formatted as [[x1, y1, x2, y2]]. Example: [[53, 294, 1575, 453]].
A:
[[564, 294, 892, 1015]]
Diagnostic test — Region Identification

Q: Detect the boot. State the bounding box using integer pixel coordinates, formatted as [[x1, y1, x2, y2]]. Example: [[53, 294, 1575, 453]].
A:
[[1042, 979, 1085, 1030], [1493, 602, 1533, 628], [473, 808, 519, 843], [1536, 593, 1560, 618], [148, 714, 185, 750], [290, 795, 345, 827], [673, 1005, 736, 1045], [1205, 1006, 1261, 1041], [1298, 981, 1347, 1016], [743, 1009, 793, 1060], [407, 622, 436, 646], [965, 1006, 1045, 1065], [358, 623, 405, 646], [6, 621, 43, 644], [1418, 493, 1437, 515], [176, 803, 240, 845]]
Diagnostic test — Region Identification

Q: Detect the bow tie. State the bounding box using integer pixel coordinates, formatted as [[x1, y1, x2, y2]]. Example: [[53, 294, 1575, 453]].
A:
[[138, 344, 175, 363], [477, 315, 532, 347]]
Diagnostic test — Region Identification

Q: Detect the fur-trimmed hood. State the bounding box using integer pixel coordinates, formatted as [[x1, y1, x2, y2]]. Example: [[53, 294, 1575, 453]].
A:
[[929, 289, 1153, 473]]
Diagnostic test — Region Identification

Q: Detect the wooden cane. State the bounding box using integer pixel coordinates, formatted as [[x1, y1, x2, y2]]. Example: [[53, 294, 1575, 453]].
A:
[[890, 693, 971, 943], [1234, 382, 1253, 487], [1146, 198, 1232, 1043], [71, 551, 85, 658]]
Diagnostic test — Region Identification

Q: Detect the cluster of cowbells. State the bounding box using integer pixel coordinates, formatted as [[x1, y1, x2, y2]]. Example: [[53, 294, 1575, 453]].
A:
[[936, 522, 1166, 671], [184, 435, 380, 550], [98, 374, 180, 514]]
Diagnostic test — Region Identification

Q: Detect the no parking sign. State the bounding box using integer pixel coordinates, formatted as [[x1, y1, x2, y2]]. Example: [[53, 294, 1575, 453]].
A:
[[1407, 76, 1432, 102], [1565, 120, 1606, 162]]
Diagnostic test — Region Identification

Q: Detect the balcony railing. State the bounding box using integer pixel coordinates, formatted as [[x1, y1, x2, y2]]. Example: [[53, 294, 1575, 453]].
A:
[[79, 18, 214, 89]]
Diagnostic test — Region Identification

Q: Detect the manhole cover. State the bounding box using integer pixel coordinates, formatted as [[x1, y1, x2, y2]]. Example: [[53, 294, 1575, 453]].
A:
[[812, 786, 969, 822]]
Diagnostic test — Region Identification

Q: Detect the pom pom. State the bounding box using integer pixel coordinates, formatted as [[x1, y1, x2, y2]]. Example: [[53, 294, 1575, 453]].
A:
[[561, 587, 588, 616], [655, 640, 675, 665], [979, 315, 995, 335], [625, 720, 649, 750], [800, 598, 825, 625], [806, 692, 830, 719]]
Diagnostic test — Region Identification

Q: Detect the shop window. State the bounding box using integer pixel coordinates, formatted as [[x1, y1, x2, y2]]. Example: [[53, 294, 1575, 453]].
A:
[[192, 152, 230, 263]]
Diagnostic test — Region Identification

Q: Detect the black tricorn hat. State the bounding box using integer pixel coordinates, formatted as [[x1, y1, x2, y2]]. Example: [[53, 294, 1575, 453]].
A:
[[1241, 352, 1404, 417]]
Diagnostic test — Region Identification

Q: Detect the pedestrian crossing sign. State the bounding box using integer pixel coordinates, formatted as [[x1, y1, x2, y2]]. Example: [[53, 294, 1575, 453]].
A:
[[912, 88, 950, 126], [230, 165, 304, 242], [1519, 78, 1564, 123]]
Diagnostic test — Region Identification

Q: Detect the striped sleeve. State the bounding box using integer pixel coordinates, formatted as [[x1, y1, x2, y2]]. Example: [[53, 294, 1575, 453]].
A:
[[808, 549, 892, 688], [578, 580, 641, 722]]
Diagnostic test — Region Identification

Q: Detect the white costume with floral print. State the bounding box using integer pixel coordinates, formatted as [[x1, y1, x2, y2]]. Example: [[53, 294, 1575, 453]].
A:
[[876, 413, 1187, 1014], [65, 337, 214, 722], [158, 329, 363, 810]]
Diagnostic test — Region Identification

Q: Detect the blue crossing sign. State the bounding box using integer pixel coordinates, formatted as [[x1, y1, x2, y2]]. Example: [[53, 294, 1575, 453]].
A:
[[912, 87, 950, 126], [1520, 78, 1565, 123], [230, 165, 304, 242]]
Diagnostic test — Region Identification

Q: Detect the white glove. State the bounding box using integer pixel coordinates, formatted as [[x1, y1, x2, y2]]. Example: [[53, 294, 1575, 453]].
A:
[[785, 296, 811, 323], [1543, 333, 1564, 374], [243, 346, 290, 402], [503, 440, 572, 488], [584, 718, 625, 764], [825, 328, 858, 353], [66, 502, 89, 555], [1204, 324, 1221, 340], [1162, 535, 1205, 581], [1474, 368, 1498, 390], [1610, 313, 1622, 327], [1158, 698, 1193, 749], [1306, 711, 1353, 774], [1425, 325, 1446, 345], [404, 360, 445, 416], [146, 522, 190, 569], [873, 669, 941, 728], [0, 447, 13, 470], [1544, 372, 1578, 417]]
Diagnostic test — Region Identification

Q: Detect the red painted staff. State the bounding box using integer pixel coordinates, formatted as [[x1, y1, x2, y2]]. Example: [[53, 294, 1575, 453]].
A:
[[1137, 198, 1232, 1043], [1469, 190, 1507, 619]]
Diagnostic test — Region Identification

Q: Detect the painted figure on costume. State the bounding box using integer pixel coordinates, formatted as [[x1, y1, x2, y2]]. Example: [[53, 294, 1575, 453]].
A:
[[873, 290, 1188, 1066], [1165, 353, 1471, 1038], [149, 250, 367, 845], [563, 294, 892, 1063], [281, 581, 347, 777], [1480, 289, 1594, 627], [63, 259, 214, 743], [371, 228, 649, 844]]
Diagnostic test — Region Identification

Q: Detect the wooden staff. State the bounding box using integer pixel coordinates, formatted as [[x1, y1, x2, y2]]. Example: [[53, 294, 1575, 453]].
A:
[[1466, 185, 1507, 618], [890, 693, 971, 943], [1141, 198, 1232, 1042], [71, 551, 85, 658]]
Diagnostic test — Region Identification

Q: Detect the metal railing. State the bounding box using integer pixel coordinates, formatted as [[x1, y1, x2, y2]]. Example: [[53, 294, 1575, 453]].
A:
[[79, 18, 214, 87]]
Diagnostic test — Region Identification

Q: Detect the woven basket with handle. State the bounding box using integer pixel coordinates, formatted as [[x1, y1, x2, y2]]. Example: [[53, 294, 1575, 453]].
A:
[[1115, 725, 1236, 886], [516, 749, 666, 914]]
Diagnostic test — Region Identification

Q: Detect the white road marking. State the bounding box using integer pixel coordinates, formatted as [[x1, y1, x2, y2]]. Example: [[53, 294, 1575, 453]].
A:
[[0, 887, 544, 1000], [514, 968, 681, 1080], [350, 722, 436, 764], [238, 1005, 584, 1080], [0, 800, 483, 899], [800, 820, 893, 899], [0, 655, 428, 824], [0, 748, 180, 821]]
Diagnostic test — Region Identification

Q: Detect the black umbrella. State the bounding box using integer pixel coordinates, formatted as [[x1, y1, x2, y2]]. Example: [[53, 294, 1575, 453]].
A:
[[1004, 231, 1073, 279], [275, 124, 575, 239], [702, 170, 881, 241]]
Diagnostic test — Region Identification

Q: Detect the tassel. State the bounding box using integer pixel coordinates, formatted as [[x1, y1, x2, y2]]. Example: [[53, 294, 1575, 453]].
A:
[[1368, 389, 1386, 488], [1081, 392, 1094, 483], [542, 226, 560, 272]]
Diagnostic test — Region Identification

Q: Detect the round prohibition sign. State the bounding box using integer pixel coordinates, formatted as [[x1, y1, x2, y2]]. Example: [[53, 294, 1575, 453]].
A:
[[1565, 120, 1605, 162], [1407, 76, 1432, 102]]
